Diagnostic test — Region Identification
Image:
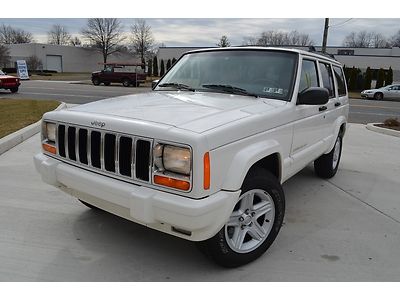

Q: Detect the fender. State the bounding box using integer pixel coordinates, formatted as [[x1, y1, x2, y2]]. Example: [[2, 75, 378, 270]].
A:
[[222, 139, 283, 191], [324, 115, 347, 154]]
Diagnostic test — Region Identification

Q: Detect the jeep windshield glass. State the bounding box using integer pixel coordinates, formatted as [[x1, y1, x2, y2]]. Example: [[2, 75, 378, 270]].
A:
[[155, 50, 298, 101]]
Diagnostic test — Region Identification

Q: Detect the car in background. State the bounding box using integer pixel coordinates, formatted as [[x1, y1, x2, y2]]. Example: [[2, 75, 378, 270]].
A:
[[0, 70, 20, 93], [361, 84, 400, 100], [91, 63, 147, 87]]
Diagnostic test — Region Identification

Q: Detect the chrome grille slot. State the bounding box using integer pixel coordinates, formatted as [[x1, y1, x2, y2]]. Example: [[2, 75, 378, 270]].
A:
[[58, 125, 66, 157], [78, 129, 88, 165], [90, 131, 101, 169], [67, 127, 76, 161], [135, 139, 151, 181], [51, 123, 152, 184], [104, 133, 116, 172], [119, 136, 133, 177]]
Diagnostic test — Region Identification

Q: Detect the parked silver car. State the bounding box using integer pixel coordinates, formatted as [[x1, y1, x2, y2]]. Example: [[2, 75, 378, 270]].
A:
[[361, 85, 400, 100]]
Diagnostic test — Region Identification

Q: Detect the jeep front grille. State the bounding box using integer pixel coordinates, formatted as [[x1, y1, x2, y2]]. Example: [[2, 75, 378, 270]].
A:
[[56, 123, 152, 183]]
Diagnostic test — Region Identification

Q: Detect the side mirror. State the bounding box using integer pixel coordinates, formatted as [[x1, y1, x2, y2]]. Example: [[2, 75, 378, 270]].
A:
[[152, 79, 159, 89], [297, 87, 329, 105]]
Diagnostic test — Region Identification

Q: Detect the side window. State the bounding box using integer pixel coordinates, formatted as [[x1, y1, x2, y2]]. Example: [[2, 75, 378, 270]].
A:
[[319, 62, 335, 98], [299, 60, 319, 93], [333, 66, 347, 96]]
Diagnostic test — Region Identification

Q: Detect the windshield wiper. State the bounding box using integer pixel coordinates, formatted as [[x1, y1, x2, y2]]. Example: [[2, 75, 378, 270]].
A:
[[202, 84, 259, 98], [158, 82, 196, 91]]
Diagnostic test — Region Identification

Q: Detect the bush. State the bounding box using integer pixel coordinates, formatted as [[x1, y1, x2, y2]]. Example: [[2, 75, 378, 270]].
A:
[[383, 118, 400, 127], [160, 59, 165, 77], [166, 59, 171, 70], [364, 67, 372, 90], [152, 56, 158, 77], [386, 67, 393, 85]]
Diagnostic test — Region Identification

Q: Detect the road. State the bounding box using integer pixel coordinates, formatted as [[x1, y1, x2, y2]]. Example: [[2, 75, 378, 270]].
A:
[[1, 80, 400, 124], [1, 124, 399, 281]]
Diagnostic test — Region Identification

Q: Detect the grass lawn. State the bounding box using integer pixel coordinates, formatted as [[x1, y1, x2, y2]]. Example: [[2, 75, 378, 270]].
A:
[[0, 99, 60, 139]]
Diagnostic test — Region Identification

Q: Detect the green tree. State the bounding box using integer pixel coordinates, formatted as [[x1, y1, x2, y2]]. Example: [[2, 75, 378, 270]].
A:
[[386, 67, 393, 85], [152, 56, 158, 77], [348, 67, 358, 91], [364, 67, 372, 90], [147, 58, 152, 77], [160, 59, 165, 76], [166, 59, 171, 70], [217, 35, 231, 47], [376, 68, 385, 88]]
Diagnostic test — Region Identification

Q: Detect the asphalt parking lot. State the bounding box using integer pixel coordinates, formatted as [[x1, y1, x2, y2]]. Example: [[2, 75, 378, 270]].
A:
[[0, 124, 399, 281]]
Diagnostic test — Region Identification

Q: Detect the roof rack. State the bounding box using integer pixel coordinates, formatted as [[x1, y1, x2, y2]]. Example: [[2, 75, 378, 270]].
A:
[[308, 46, 337, 60]]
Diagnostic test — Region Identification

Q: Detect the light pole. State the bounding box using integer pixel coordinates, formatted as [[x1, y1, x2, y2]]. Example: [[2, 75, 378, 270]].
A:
[[322, 18, 329, 53]]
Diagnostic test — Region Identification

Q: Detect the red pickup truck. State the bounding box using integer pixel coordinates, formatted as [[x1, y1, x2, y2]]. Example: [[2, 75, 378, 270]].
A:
[[0, 70, 20, 93], [91, 63, 146, 87]]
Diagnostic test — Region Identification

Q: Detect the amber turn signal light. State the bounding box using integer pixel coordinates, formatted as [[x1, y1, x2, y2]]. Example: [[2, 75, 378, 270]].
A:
[[154, 175, 190, 191], [42, 143, 56, 154], [204, 152, 210, 190]]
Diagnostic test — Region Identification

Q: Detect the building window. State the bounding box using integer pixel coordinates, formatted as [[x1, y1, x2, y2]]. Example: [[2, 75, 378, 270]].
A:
[[337, 49, 354, 55]]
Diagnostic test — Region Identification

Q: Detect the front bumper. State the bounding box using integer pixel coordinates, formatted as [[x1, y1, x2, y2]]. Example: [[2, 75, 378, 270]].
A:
[[361, 92, 373, 99], [34, 153, 240, 241]]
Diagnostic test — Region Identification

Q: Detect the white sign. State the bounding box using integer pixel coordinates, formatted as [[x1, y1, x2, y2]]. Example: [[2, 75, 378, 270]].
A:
[[16, 60, 29, 80]]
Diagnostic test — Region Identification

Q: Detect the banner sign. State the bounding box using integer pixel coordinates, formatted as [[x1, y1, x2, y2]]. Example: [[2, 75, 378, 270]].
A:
[[16, 60, 29, 80]]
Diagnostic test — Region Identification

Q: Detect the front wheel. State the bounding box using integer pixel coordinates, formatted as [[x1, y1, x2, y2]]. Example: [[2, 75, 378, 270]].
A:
[[10, 87, 18, 93], [122, 79, 131, 87], [374, 92, 383, 100], [92, 78, 100, 86], [197, 168, 285, 268], [314, 135, 342, 179]]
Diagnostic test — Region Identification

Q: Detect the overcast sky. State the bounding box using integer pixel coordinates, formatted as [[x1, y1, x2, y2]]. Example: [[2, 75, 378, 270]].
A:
[[1, 18, 400, 47]]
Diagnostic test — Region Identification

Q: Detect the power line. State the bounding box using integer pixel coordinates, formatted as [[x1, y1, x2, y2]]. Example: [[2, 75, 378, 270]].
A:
[[329, 18, 354, 28]]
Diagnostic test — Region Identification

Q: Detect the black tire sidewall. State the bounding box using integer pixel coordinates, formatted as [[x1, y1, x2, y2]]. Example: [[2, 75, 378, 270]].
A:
[[314, 135, 342, 178], [199, 168, 285, 268]]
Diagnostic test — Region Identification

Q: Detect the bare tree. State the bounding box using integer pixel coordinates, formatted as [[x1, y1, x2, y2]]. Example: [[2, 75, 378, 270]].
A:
[[26, 55, 43, 71], [390, 30, 400, 47], [371, 33, 389, 48], [343, 31, 373, 47], [217, 35, 231, 47], [48, 24, 71, 45], [243, 30, 313, 46], [131, 19, 154, 67], [0, 44, 10, 67], [70, 36, 82, 46], [0, 24, 33, 44], [81, 18, 125, 64]]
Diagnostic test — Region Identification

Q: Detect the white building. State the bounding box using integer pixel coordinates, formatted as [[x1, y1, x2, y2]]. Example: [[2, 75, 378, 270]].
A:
[[5, 43, 139, 72], [157, 46, 400, 82]]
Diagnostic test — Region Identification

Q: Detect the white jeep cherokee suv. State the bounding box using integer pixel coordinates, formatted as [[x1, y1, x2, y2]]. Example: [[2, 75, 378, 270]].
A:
[[34, 47, 348, 267]]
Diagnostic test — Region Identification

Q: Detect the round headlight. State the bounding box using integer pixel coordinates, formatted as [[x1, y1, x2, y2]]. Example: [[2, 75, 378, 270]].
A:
[[163, 145, 191, 175], [46, 123, 56, 142]]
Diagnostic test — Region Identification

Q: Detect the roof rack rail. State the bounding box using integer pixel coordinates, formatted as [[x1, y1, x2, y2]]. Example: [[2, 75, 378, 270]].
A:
[[308, 46, 337, 60]]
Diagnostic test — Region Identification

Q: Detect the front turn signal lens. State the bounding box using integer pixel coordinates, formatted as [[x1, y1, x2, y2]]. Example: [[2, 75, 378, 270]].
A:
[[42, 143, 56, 154], [154, 175, 190, 191], [204, 152, 210, 190]]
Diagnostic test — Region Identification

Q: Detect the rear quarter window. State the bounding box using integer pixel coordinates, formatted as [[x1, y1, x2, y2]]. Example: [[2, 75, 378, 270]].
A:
[[333, 66, 347, 96]]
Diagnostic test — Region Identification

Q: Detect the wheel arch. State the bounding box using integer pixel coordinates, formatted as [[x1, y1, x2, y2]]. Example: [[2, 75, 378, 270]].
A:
[[325, 118, 347, 154], [221, 140, 283, 191]]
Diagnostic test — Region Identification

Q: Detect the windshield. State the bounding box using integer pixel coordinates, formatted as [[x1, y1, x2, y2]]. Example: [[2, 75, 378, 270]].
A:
[[156, 50, 298, 101]]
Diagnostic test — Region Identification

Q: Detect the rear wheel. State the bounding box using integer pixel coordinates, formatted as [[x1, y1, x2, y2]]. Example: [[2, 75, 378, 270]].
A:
[[92, 78, 100, 86], [197, 168, 285, 268], [314, 135, 342, 179], [122, 78, 131, 87], [10, 87, 18, 93], [374, 92, 383, 100]]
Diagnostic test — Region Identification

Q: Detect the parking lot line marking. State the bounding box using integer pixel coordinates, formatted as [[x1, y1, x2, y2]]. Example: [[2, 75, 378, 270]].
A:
[[351, 112, 399, 116], [22, 86, 126, 93], [351, 104, 400, 110]]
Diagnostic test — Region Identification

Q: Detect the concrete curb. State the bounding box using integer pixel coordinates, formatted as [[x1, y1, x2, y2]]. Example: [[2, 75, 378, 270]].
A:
[[0, 102, 67, 156], [366, 123, 400, 138]]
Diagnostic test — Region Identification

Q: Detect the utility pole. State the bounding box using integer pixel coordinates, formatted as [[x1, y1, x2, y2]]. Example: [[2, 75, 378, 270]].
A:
[[322, 18, 329, 53]]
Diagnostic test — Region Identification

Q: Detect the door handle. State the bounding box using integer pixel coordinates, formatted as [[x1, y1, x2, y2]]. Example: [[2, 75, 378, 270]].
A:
[[334, 102, 341, 107], [319, 106, 327, 112]]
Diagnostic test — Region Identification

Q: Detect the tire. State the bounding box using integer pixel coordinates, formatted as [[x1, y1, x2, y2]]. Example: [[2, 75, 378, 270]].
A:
[[135, 81, 140, 87], [314, 135, 342, 179], [374, 92, 383, 100], [104, 82, 110, 86], [122, 78, 131, 87], [10, 87, 18, 93], [79, 199, 100, 210], [92, 78, 100, 86], [197, 168, 285, 268]]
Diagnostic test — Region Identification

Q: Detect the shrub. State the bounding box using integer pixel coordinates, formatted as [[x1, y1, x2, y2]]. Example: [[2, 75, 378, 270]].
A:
[[383, 118, 400, 127], [160, 59, 165, 76], [376, 68, 385, 88], [152, 56, 158, 77], [386, 67, 393, 85], [364, 67, 372, 90]]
